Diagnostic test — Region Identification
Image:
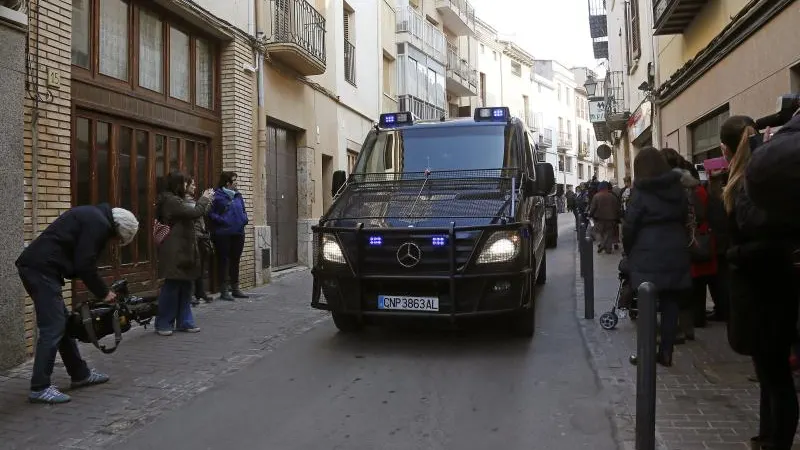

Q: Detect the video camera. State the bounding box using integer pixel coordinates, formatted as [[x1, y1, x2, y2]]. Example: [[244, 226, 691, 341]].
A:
[[66, 279, 158, 354], [749, 93, 800, 150]]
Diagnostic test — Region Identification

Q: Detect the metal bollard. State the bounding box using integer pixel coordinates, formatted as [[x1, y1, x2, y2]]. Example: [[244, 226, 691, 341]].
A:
[[634, 281, 658, 450], [582, 231, 595, 319], [578, 221, 586, 278]]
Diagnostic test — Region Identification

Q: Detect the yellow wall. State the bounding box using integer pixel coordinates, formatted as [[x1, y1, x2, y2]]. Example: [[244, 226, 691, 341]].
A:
[[657, 0, 750, 82]]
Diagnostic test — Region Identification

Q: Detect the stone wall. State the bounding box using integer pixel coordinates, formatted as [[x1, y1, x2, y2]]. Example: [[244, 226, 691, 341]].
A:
[[0, 7, 28, 370], [220, 35, 257, 288]]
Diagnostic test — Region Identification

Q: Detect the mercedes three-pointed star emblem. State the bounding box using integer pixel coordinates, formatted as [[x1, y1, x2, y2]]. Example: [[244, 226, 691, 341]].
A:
[[396, 242, 422, 268]]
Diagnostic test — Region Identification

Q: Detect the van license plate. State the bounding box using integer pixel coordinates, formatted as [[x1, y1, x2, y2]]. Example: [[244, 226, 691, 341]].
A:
[[378, 295, 439, 312]]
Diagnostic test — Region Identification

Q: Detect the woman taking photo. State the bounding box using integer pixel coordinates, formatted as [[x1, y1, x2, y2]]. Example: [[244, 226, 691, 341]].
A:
[[210, 171, 249, 301], [721, 115, 798, 450], [185, 176, 213, 305], [623, 147, 692, 366], [155, 172, 214, 336]]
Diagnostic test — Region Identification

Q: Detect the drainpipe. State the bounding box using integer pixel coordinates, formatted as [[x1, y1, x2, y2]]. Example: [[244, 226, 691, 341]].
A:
[[646, 0, 661, 149], [254, 0, 268, 282]]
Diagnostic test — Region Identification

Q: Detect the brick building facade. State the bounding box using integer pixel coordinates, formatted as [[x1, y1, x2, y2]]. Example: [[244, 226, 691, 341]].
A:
[[14, 0, 258, 356]]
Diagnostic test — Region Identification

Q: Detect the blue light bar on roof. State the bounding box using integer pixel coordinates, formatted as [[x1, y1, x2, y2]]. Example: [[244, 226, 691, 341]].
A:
[[474, 107, 510, 122], [379, 112, 413, 128]]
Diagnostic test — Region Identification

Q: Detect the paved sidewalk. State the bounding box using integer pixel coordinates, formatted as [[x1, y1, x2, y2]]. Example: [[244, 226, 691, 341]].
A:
[[573, 235, 783, 450], [0, 270, 325, 450]]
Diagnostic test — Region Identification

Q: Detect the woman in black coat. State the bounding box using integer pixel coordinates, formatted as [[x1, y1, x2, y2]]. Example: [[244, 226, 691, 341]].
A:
[[721, 115, 799, 450], [623, 147, 692, 366]]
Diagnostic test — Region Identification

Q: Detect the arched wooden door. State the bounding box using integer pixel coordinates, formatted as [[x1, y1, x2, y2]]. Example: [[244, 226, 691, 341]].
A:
[[71, 112, 213, 303]]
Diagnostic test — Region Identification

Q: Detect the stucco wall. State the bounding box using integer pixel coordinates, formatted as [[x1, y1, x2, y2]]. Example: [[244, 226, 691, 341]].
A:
[[0, 10, 27, 370], [659, 5, 800, 155]]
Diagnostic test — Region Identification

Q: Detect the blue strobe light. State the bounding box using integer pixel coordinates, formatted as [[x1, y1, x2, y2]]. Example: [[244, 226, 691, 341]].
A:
[[368, 235, 383, 246]]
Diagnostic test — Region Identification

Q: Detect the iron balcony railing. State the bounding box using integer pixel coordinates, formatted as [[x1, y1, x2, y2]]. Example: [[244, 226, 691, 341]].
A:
[[587, 0, 608, 39], [344, 38, 356, 86], [271, 0, 326, 66], [446, 43, 477, 89], [558, 132, 573, 150], [396, 5, 446, 62], [604, 70, 628, 125], [399, 95, 446, 121], [541, 128, 553, 147], [436, 0, 476, 29]]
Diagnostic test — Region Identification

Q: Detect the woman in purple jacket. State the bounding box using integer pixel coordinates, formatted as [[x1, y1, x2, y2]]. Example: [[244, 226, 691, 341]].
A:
[[209, 171, 249, 301]]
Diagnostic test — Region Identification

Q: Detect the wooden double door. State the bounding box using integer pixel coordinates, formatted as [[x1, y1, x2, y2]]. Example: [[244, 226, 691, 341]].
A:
[[265, 125, 299, 269], [71, 111, 214, 302]]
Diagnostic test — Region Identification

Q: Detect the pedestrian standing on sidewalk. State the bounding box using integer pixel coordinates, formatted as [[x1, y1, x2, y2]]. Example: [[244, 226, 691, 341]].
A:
[[15, 204, 139, 404], [185, 176, 214, 305], [209, 171, 250, 301], [705, 170, 730, 321], [622, 147, 692, 367], [721, 115, 799, 450], [588, 181, 620, 253], [155, 172, 214, 336]]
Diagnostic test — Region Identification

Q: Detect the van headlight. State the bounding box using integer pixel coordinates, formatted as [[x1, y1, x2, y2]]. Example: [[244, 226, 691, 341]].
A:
[[321, 235, 346, 264], [477, 231, 521, 264]]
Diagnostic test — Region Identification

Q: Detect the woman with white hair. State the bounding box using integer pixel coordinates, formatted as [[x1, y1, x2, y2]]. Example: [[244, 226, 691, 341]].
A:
[[15, 204, 139, 404]]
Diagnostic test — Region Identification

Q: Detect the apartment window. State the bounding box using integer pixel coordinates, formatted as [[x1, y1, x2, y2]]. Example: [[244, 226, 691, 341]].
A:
[[567, 120, 572, 136], [558, 155, 565, 172], [71, 0, 219, 111], [72, 0, 91, 68], [557, 83, 562, 101], [344, 6, 356, 86], [382, 56, 395, 97], [565, 156, 574, 173], [578, 163, 584, 179], [99, 0, 129, 80], [626, 0, 641, 65], [511, 61, 522, 77], [138, 10, 163, 93], [480, 72, 487, 106], [347, 150, 358, 174], [480, 43, 485, 54], [566, 90, 571, 106], [558, 117, 563, 133], [691, 108, 730, 162]]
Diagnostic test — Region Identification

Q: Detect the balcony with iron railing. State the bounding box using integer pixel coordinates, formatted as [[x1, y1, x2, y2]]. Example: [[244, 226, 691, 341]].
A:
[[558, 132, 573, 151], [435, 0, 475, 36], [604, 71, 629, 131], [395, 5, 446, 63], [399, 95, 446, 121], [578, 142, 590, 160], [588, 0, 607, 39], [445, 43, 477, 96], [539, 128, 553, 148], [344, 38, 356, 86], [653, 0, 709, 36], [265, 0, 326, 76]]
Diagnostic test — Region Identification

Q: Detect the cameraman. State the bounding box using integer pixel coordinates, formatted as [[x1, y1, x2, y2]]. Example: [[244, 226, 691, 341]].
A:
[[721, 115, 799, 450], [15, 204, 139, 404]]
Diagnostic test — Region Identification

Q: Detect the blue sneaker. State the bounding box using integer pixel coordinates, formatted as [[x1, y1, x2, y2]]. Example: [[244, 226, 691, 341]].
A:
[[70, 369, 110, 389], [29, 386, 71, 404]]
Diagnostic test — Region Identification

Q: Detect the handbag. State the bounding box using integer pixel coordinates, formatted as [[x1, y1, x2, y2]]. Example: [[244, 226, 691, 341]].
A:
[[153, 219, 171, 246], [689, 230, 713, 262]]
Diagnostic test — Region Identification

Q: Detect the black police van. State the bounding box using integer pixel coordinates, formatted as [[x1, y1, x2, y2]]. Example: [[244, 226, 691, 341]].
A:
[[310, 107, 556, 337], [544, 194, 558, 248]]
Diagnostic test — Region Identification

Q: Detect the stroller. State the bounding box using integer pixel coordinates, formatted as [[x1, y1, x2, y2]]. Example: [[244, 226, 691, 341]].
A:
[[599, 257, 638, 330]]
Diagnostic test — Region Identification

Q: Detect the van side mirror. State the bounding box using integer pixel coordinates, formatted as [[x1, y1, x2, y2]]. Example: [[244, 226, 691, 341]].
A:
[[332, 170, 347, 197], [534, 163, 556, 195]]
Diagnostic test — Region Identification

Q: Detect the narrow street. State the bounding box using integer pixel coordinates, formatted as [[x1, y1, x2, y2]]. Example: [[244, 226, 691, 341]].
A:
[[113, 217, 617, 450], [0, 216, 620, 450]]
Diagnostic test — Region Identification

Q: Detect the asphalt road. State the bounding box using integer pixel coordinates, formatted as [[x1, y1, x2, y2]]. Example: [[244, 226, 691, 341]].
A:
[[113, 216, 620, 450]]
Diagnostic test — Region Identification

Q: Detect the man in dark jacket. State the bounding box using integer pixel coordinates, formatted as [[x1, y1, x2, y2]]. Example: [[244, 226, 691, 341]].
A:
[[589, 181, 621, 253], [16, 204, 139, 404]]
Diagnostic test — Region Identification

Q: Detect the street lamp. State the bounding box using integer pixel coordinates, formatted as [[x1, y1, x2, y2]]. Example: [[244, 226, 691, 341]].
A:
[[584, 75, 598, 97]]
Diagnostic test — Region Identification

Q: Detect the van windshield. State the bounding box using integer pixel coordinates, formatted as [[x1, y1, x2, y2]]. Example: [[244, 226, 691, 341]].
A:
[[354, 125, 507, 174]]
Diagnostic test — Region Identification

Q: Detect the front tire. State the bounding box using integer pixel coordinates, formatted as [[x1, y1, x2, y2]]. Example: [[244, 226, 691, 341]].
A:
[[331, 312, 364, 333], [511, 274, 536, 337], [546, 234, 558, 248]]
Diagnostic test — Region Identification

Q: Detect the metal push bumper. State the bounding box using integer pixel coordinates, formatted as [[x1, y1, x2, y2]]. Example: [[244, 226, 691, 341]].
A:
[[310, 222, 532, 321]]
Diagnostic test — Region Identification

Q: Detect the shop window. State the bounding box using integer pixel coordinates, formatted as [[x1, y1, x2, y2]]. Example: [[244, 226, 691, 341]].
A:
[[691, 107, 729, 162]]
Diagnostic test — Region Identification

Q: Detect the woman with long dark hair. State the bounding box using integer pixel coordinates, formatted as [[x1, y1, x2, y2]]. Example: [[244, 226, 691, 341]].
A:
[[154, 171, 214, 335], [623, 147, 692, 366], [721, 115, 799, 450], [209, 171, 249, 301]]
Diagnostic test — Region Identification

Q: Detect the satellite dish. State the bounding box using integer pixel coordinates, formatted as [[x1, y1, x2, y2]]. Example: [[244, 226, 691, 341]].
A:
[[597, 144, 612, 160]]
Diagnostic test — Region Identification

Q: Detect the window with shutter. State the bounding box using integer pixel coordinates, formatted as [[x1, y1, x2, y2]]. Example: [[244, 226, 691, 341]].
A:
[[626, 0, 641, 66]]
